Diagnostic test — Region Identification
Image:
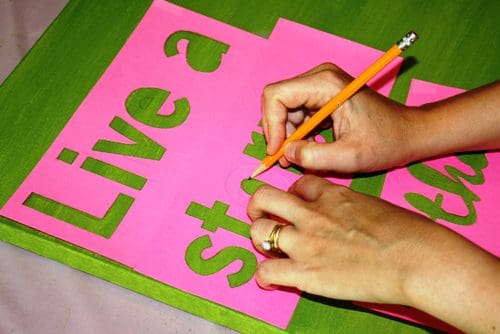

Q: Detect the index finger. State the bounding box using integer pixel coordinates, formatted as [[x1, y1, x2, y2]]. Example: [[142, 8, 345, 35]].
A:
[[247, 184, 312, 228]]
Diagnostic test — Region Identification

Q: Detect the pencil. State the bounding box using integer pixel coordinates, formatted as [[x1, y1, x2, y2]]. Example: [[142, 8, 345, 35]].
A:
[[250, 31, 419, 178]]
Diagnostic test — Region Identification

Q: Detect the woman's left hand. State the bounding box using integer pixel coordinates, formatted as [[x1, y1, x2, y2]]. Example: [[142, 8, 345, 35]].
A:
[[247, 175, 500, 333]]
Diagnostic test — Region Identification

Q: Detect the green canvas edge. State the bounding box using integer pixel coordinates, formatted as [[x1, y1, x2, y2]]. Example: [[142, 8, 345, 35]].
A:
[[0, 216, 284, 333]]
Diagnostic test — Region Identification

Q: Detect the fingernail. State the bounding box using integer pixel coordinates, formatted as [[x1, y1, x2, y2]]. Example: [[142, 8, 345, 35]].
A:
[[284, 142, 296, 162]]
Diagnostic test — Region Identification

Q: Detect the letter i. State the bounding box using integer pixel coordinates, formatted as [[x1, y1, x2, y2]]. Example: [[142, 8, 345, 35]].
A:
[[57, 148, 147, 190]]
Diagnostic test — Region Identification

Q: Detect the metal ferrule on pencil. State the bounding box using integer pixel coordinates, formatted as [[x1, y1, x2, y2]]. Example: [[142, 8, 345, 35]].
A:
[[397, 31, 419, 51]]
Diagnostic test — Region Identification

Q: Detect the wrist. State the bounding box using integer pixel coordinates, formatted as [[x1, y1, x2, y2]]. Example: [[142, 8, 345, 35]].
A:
[[397, 106, 434, 164], [400, 227, 500, 332]]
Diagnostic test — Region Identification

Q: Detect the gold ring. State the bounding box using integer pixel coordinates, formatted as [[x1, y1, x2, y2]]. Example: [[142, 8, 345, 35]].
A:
[[261, 224, 285, 253]]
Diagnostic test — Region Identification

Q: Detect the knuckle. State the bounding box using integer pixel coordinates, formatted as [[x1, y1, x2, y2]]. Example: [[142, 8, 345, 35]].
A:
[[314, 181, 349, 205], [299, 234, 320, 256], [293, 264, 316, 293], [351, 148, 363, 165], [247, 194, 257, 212], [339, 147, 365, 172], [317, 66, 351, 88], [297, 204, 318, 224], [300, 147, 313, 166], [311, 235, 331, 256], [255, 261, 273, 284], [329, 183, 351, 198], [262, 83, 278, 101], [249, 223, 259, 241], [317, 62, 339, 72], [318, 68, 338, 83], [252, 184, 272, 200], [329, 186, 355, 211], [247, 185, 272, 217], [249, 219, 266, 240], [299, 174, 318, 185], [297, 142, 317, 167]]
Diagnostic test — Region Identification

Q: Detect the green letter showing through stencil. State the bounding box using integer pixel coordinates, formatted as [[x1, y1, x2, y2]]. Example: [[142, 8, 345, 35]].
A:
[[186, 201, 250, 238], [185, 235, 257, 288], [164, 31, 229, 72], [241, 178, 266, 196], [93, 116, 166, 160], [243, 130, 302, 175], [81, 157, 147, 190], [23, 192, 134, 238], [126, 87, 190, 128], [404, 153, 487, 225], [243, 131, 267, 160]]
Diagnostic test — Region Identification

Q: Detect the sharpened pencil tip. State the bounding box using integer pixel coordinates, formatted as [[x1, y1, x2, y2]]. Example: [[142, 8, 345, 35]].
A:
[[250, 164, 268, 179]]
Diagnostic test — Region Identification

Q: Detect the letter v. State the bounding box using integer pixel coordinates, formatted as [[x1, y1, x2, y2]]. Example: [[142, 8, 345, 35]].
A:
[[93, 116, 166, 160]]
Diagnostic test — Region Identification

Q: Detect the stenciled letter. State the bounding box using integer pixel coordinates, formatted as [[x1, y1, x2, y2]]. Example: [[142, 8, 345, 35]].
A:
[[93, 116, 166, 160], [164, 31, 229, 72], [126, 87, 190, 128], [23, 192, 133, 238], [404, 153, 487, 225], [185, 235, 257, 288]]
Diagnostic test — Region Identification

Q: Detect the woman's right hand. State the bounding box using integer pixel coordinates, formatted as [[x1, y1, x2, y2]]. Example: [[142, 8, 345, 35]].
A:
[[261, 63, 422, 173]]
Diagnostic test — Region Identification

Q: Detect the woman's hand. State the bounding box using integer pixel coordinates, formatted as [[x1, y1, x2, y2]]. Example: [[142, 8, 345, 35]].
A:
[[248, 175, 500, 333], [262, 65, 500, 173], [248, 175, 440, 304], [261, 63, 421, 173]]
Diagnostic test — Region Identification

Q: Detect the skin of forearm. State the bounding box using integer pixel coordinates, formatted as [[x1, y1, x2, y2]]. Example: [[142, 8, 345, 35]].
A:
[[403, 229, 500, 333], [400, 81, 500, 331], [407, 80, 500, 161]]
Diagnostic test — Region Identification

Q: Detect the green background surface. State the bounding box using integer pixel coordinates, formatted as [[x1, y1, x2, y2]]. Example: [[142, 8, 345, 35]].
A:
[[1, 0, 499, 332]]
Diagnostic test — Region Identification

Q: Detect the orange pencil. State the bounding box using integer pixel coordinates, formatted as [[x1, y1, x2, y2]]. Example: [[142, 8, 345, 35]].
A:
[[251, 31, 418, 178]]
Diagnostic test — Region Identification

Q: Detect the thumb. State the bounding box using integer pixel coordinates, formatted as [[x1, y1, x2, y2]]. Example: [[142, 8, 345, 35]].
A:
[[284, 140, 361, 173]]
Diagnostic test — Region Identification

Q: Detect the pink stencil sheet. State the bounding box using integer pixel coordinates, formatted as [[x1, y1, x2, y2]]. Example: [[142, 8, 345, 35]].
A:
[[0, 0, 402, 328]]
